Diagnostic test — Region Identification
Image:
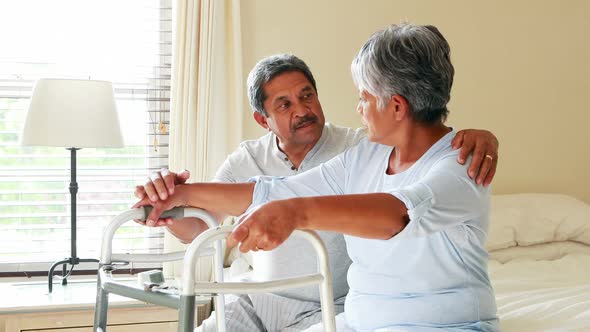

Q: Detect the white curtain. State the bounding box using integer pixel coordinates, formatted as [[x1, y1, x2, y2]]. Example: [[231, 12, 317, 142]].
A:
[[163, 0, 243, 281]]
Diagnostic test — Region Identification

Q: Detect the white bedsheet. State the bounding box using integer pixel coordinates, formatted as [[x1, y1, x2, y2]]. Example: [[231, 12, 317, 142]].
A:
[[489, 252, 590, 331]]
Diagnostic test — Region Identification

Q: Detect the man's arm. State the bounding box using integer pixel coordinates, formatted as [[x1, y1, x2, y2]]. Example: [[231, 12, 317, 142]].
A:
[[452, 129, 499, 186], [163, 217, 211, 244]]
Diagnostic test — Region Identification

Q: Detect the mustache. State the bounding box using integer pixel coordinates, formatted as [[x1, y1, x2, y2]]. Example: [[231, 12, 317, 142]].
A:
[[292, 115, 318, 130]]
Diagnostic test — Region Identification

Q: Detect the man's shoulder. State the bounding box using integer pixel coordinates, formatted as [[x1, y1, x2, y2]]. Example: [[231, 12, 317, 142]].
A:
[[214, 132, 275, 182], [220, 132, 274, 170], [325, 122, 366, 137], [233, 131, 274, 156]]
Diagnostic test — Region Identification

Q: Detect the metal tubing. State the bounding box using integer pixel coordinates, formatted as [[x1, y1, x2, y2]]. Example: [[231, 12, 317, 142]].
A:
[[178, 295, 196, 332], [100, 209, 144, 264], [99, 269, 180, 309], [96, 208, 335, 332], [96, 208, 223, 331], [93, 271, 109, 331], [69, 147, 78, 259], [192, 275, 324, 294], [110, 248, 214, 263], [47, 258, 69, 293], [212, 239, 226, 332], [100, 207, 219, 264]]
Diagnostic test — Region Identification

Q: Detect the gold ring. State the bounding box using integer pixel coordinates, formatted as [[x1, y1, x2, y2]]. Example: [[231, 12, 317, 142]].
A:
[[485, 155, 493, 161]]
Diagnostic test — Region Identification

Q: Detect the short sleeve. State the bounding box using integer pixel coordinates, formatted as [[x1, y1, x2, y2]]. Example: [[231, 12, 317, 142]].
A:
[[212, 156, 236, 183], [388, 155, 490, 238], [212, 144, 254, 183]]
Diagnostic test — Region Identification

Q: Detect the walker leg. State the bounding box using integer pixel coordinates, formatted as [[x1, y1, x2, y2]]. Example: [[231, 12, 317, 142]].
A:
[[319, 278, 336, 332], [179, 295, 196, 332], [93, 271, 109, 331], [213, 240, 226, 332], [213, 295, 226, 332]]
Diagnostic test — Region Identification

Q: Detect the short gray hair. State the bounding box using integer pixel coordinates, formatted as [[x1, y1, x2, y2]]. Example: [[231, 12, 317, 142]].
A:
[[247, 54, 318, 117], [351, 23, 454, 123]]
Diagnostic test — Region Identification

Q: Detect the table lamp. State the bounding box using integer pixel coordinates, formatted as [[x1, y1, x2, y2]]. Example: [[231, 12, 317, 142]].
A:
[[21, 78, 124, 292]]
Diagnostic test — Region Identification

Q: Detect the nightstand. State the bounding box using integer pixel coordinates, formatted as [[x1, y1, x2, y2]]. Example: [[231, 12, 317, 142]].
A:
[[0, 279, 210, 332]]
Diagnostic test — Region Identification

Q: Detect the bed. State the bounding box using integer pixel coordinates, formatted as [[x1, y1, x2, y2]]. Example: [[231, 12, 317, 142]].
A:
[[486, 193, 590, 331]]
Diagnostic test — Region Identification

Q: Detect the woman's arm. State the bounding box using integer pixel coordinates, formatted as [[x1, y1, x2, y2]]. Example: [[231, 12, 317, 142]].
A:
[[296, 194, 408, 238], [227, 193, 409, 252], [133, 182, 255, 226], [138, 148, 351, 246]]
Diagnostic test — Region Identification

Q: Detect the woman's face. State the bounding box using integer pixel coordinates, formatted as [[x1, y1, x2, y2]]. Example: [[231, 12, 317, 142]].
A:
[[357, 90, 392, 143]]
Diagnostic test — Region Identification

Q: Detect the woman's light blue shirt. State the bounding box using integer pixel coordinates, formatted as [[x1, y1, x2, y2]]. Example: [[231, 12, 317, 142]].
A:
[[250, 131, 499, 331]]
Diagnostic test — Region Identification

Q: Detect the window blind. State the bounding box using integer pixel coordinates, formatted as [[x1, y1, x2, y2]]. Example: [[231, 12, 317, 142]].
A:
[[0, 0, 172, 273]]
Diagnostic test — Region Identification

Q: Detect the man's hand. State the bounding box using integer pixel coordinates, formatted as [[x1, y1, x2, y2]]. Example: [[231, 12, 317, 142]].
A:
[[227, 200, 298, 253], [132, 169, 190, 227], [132, 184, 189, 227], [452, 129, 499, 187], [135, 169, 190, 202]]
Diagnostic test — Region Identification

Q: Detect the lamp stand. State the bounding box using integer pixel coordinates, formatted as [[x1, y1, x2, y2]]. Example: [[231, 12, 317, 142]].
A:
[[47, 148, 99, 292]]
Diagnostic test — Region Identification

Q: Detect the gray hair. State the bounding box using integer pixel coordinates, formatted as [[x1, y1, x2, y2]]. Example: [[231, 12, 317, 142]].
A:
[[247, 54, 318, 117], [351, 23, 454, 123]]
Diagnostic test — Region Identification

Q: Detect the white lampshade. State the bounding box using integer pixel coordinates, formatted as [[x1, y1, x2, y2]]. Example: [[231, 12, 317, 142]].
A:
[[21, 78, 124, 148]]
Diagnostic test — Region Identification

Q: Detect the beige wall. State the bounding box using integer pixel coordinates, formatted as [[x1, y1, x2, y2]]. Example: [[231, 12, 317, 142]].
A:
[[238, 0, 590, 203]]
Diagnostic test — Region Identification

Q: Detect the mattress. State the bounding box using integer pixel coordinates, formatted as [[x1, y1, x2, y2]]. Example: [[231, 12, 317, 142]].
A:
[[489, 251, 590, 331]]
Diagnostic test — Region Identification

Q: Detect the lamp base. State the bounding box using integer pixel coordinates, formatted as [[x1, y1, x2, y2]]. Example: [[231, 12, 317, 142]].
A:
[[48, 257, 99, 293]]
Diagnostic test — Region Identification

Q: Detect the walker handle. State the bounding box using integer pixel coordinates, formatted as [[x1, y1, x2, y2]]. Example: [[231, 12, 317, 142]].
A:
[[137, 206, 185, 221]]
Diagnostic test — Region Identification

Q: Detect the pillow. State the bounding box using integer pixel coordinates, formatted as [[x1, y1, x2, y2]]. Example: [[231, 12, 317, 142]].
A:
[[489, 240, 590, 263], [486, 193, 590, 252]]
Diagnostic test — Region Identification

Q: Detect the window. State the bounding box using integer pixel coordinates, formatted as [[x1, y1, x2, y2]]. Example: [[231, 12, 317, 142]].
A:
[[0, 0, 172, 274]]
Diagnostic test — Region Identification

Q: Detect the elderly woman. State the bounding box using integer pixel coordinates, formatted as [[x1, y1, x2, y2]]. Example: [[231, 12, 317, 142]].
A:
[[139, 23, 499, 331]]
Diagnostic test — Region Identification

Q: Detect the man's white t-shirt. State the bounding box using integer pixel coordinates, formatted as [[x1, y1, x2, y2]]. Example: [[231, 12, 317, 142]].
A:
[[250, 131, 499, 331], [213, 122, 366, 303]]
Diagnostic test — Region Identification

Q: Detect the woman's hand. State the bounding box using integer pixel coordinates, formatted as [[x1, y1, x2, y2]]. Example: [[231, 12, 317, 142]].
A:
[[227, 200, 301, 253]]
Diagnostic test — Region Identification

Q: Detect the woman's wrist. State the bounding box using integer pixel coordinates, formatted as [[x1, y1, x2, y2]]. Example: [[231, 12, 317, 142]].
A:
[[286, 197, 310, 230]]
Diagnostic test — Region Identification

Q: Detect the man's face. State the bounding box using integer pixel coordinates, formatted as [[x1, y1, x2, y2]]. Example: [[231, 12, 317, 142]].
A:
[[258, 71, 325, 148]]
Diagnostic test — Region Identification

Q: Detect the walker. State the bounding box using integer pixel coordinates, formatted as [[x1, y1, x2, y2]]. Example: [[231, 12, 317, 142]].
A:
[[93, 207, 336, 332]]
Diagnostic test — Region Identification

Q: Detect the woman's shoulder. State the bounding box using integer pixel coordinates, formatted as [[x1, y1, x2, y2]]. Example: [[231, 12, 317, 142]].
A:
[[428, 150, 474, 182], [348, 137, 391, 155], [418, 131, 466, 175], [338, 137, 392, 170]]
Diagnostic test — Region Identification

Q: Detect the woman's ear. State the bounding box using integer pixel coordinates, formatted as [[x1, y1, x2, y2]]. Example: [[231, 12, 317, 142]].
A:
[[390, 95, 410, 120]]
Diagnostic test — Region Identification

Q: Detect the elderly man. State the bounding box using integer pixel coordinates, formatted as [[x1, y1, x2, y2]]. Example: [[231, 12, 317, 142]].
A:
[[136, 54, 499, 331]]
